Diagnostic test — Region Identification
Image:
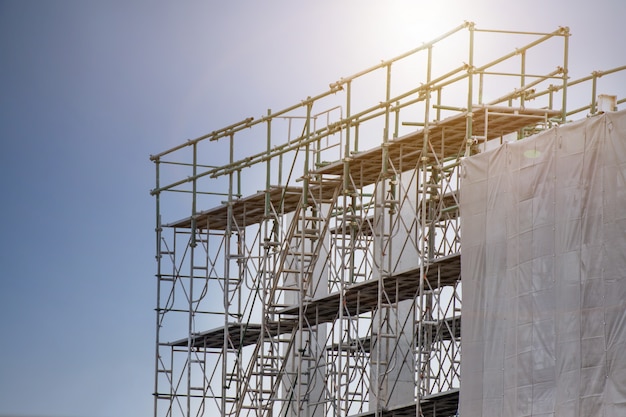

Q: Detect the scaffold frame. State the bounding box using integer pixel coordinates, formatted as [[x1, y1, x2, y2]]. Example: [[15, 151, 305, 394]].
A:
[[151, 22, 625, 417]]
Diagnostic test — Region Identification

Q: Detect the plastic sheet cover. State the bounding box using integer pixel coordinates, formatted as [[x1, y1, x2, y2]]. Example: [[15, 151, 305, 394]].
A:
[[459, 110, 626, 416]]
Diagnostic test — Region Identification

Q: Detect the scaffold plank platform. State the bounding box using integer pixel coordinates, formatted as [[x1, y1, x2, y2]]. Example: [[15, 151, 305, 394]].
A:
[[166, 181, 341, 230], [419, 315, 461, 344], [327, 315, 461, 353], [166, 186, 302, 230], [280, 253, 461, 323], [169, 314, 461, 352], [352, 389, 459, 417], [169, 254, 461, 351], [168, 321, 295, 350], [315, 106, 560, 186], [165, 182, 337, 230]]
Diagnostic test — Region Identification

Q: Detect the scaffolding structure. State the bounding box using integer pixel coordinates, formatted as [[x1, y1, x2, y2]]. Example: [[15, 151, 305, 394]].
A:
[[150, 22, 625, 417]]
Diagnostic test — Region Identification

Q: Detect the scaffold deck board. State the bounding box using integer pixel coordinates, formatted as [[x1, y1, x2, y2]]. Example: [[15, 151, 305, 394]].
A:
[[170, 313, 461, 353], [327, 315, 461, 353], [166, 186, 302, 230], [168, 254, 460, 350], [352, 389, 459, 417], [168, 321, 295, 350], [315, 105, 560, 186], [328, 191, 459, 236], [166, 182, 339, 230], [419, 315, 461, 345], [280, 253, 461, 324]]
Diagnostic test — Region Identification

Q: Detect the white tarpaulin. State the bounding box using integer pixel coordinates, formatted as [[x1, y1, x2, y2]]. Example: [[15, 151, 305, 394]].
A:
[[459, 110, 626, 416]]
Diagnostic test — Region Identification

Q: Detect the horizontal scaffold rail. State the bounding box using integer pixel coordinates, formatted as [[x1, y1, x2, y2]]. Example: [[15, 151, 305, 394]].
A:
[[151, 23, 574, 198], [150, 22, 475, 163]]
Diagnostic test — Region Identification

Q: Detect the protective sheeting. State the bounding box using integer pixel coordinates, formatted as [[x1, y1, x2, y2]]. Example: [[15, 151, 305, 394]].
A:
[[459, 110, 626, 416]]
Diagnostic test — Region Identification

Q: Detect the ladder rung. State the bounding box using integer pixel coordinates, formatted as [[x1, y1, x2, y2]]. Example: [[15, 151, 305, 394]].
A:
[[254, 370, 280, 377], [269, 304, 293, 309], [302, 216, 321, 221], [286, 251, 315, 257], [258, 355, 282, 361], [241, 404, 272, 410], [275, 285, 299, 291], [248, 388, 273, 394], [294, 233, 319, 240]]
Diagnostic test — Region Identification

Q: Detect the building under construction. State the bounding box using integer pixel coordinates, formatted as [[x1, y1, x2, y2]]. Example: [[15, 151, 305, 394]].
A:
[[150, 22, 626, 416]]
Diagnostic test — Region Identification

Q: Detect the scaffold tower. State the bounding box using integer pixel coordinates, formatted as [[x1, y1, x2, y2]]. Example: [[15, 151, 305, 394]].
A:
[[151, 22, 626, 417]]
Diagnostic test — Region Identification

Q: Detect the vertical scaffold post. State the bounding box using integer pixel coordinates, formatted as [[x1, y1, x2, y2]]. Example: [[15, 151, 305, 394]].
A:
[[561, 26, 570, 122], [188, 142, 198, 417], [260, 108, 272, 417], [343, 80, 352, 195], [296, 100, 313, 417], [465, 22, 475, 157], [383, 63, 392, 176], [416, 44, 433, 417], [222, 134, 234, 416], [153, 156, 161, 417], [374, 61, 394, 416], [520, 49, 526, 108], [591, 74, 598, 115], [265, 109, 272, 217], [339, 79, 351, 416], [303, 101, 312, 206]]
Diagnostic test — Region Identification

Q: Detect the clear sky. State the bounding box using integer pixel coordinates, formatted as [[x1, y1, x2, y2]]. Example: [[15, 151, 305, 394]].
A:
[[0, 1, 624, 417]]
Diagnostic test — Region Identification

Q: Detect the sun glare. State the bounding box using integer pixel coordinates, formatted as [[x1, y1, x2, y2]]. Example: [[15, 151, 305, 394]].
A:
[[383, 2, 462, 52]]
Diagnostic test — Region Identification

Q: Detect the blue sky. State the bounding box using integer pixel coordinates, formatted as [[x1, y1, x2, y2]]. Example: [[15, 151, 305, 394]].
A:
[[0, 1, 624, 416]]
